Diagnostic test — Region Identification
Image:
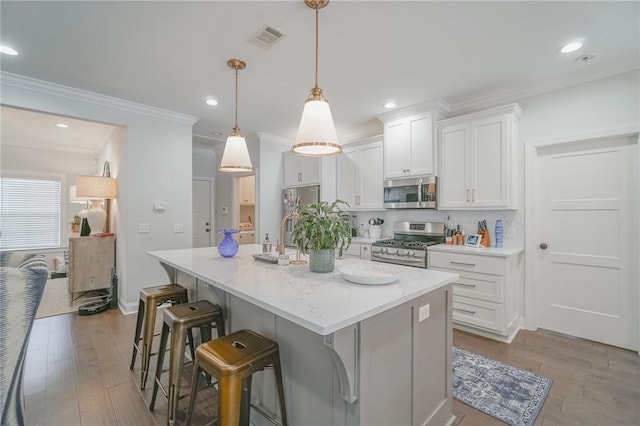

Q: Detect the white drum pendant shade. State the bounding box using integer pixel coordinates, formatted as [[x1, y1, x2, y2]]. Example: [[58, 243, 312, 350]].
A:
[[293, 98, 340, 156], [219, 135, 253, 172]]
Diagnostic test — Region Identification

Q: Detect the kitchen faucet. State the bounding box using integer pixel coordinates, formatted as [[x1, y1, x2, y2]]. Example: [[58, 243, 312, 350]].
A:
[[278, 210, 299, 255]]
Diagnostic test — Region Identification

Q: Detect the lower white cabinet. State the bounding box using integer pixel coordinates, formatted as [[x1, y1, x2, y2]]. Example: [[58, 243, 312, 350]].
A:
[[428, 249, 522, 342], [238, 231, 255, 245], [341, 242, 372, 260]]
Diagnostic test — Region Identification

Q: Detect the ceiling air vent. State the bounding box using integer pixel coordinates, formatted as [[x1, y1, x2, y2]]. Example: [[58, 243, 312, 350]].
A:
[[248, 24, 287, 50]]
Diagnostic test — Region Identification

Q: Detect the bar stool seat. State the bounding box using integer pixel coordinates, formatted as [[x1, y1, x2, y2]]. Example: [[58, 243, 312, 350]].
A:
[[150, 300, 225, 426], [186, 329, 288, 426], [130, 284, 189, 389]]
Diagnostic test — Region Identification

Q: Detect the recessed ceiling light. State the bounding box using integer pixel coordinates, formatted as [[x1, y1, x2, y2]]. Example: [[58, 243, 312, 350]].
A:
[[206, 98, 218, 106], [55, 123, 69, 128], [558, 41, 583, 54], [0, 45, 18, 55], [384, 102, 396, 109]]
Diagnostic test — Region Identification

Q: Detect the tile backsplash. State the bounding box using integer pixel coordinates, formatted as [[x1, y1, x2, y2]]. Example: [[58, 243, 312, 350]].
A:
[[351, 209, 524, 248]]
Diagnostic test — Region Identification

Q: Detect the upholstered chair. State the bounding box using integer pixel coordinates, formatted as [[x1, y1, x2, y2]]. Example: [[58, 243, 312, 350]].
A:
[[1, 253, 49, 425]]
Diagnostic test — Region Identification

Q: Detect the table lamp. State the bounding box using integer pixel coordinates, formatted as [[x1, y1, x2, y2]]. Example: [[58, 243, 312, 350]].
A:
[[75, 176, 117, 235]]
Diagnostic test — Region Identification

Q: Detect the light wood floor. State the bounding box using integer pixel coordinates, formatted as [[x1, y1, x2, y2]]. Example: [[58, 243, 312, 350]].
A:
[[24, 310, 639, 425]]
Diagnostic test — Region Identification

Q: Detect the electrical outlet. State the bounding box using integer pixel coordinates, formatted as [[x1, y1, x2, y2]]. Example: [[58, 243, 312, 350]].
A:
[[222, 206, 229, 215], [138, 223, 150, 234], [418, 303, 430, 322], [174, 224, 184, 233]]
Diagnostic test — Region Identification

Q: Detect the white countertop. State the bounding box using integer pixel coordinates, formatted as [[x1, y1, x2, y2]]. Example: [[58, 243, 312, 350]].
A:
[[148, 244, 458, 336], [429, 243, 524, 257]]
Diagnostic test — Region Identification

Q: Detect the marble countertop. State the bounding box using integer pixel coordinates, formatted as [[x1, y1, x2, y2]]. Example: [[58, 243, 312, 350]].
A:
[[429, 243, 524, 257], [148, 244, 458, 336]]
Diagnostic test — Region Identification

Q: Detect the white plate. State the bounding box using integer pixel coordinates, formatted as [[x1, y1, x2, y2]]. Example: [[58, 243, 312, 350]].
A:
[[338, 263, 399, 285]]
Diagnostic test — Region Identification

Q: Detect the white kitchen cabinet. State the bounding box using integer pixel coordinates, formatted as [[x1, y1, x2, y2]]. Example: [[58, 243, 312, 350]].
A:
[[336, 139, 383, 210], [437, 104, 522, 210], [428, 248, 522, 342], [283, 153, 321, 187], [239, 175, 255, 205], [238, 231, 255, 245], [340, 242, 372, 260], [382, 112, 438, 179]]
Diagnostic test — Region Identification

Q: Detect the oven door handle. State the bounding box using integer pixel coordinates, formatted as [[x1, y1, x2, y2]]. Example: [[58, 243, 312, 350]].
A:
[[372, 253, 424, 263]]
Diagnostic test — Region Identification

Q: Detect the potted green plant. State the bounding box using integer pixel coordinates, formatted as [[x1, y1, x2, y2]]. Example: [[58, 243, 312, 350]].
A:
[[291, 200, 352, 273]]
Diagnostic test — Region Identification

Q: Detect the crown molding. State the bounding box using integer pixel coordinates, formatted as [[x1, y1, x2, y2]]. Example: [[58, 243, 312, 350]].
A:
[[438, 103, 523, 126], [447, 65, 640, 116], [1, 72, 199, 125], [376, 98, 451, 123]]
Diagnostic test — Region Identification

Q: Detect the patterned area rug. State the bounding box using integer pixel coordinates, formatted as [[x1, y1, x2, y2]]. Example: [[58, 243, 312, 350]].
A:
[[452, 347, 552, 426]]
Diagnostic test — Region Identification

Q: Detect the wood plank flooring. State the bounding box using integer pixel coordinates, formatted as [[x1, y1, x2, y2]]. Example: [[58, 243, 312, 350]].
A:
[[23, 310, 639, 425]]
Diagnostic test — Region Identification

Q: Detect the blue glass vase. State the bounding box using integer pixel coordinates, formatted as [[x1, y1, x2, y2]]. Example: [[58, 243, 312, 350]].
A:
[[217, 229, 239, 258]]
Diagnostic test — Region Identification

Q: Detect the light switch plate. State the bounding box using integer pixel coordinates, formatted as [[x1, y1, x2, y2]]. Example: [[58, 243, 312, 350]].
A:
[[174, 224, 184, 233], [139, 223, 150, 234]]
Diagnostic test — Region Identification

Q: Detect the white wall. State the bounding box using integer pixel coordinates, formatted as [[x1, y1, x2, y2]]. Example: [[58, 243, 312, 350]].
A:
[[1, 72, 197, 313]]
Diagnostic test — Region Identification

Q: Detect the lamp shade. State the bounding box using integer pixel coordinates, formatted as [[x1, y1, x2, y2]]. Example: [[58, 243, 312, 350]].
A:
[[219, 135, 253, 172], [75, 176, 117, 199], [69, 185, 95, 203], [293, 98, 341, 156]]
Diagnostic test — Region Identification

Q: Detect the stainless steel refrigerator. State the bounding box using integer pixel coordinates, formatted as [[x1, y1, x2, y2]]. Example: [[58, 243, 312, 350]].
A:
[[282, 185, 320, 248]]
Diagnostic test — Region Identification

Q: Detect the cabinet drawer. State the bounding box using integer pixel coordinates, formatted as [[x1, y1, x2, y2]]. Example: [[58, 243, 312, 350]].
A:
[[429, 251, 505, 275], [452, 272, 503, 303], [452, 295, 505, 334]]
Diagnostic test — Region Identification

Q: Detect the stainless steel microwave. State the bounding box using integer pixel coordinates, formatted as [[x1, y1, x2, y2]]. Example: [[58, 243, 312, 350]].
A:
[[383, 176, 437, 209]]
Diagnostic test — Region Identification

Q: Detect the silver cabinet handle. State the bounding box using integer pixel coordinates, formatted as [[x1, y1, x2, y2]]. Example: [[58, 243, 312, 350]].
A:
[[466, 189, 470, 202], [453, 307, 476, 314], [472, 188, 476, 202], [456, 282, 476, 288], [539, 243, 548, 249], [450, 261, 476, 267]]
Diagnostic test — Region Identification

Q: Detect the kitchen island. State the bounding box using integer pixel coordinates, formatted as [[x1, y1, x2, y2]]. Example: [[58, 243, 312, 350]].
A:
[[148, 245, 459, 426]]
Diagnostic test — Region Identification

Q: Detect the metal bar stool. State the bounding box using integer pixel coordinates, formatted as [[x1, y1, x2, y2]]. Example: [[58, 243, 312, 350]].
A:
[[150, 300, 225, 426], [130, 284, 189, 389], [185, 329, 288, 426]]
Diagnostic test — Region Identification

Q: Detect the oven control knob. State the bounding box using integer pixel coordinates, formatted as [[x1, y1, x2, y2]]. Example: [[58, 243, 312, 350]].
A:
[[372, 246, 382, 253], [398, 249, 409, 256], [387, 248, 398, 255], [407, 250, 415, 257]]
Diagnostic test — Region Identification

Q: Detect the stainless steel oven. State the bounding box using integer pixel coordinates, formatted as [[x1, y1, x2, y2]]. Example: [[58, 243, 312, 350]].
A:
[[371, 222, 445, 268], [383, 176, 437, 209]]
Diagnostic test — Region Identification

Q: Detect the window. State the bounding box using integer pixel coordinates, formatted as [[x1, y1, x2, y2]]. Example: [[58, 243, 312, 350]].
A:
[[1, 176, 62, 250]]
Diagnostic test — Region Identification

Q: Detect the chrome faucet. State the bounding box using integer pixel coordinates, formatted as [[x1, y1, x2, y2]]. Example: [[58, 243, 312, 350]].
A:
[[278, 210, 299, 255]]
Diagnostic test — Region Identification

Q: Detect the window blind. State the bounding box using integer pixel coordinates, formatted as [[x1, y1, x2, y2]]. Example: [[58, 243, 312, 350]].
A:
[[0, 177, 61, 250]]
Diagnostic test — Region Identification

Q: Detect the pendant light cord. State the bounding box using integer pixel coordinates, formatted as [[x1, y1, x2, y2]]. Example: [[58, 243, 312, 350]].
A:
[[234, 67, 239, 130], [314, 7, 319, 89]]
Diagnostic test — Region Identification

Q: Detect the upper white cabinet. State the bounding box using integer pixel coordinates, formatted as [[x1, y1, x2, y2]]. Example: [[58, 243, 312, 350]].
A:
[[283, 154, 321, 187], [239, 175, 255, 205], [437, 104, 522, 210], [382, 111, 440, 179], [336, 139, 384, 210]]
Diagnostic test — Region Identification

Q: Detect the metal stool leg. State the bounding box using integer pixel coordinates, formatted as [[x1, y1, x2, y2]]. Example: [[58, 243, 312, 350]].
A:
[[219, 375, 244, 426], [273, 354, 289, 426], [239, 376, 252, 426], [185, 358, 201, 426], [167, 321, 189, 426], [150, 322, 170, 411], [141, 298, 161, 389], [130, 298, 145, 370]]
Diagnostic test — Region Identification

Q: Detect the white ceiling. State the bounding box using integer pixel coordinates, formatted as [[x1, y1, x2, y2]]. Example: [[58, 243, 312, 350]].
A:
[[1, 1, 638, 152]]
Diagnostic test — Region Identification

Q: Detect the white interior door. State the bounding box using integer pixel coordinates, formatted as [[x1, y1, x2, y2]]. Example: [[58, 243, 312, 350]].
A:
[[535, 136, 638, 350], [193, 178, 213, 248]]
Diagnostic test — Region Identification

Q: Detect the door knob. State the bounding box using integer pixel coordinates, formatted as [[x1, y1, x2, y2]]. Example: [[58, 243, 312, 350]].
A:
[[539, 243, 548, 249]]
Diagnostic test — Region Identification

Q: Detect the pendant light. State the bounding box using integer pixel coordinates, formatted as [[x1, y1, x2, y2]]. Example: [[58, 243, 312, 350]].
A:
[[292, 0, 341, 157], [219, 58, 254, 172]]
